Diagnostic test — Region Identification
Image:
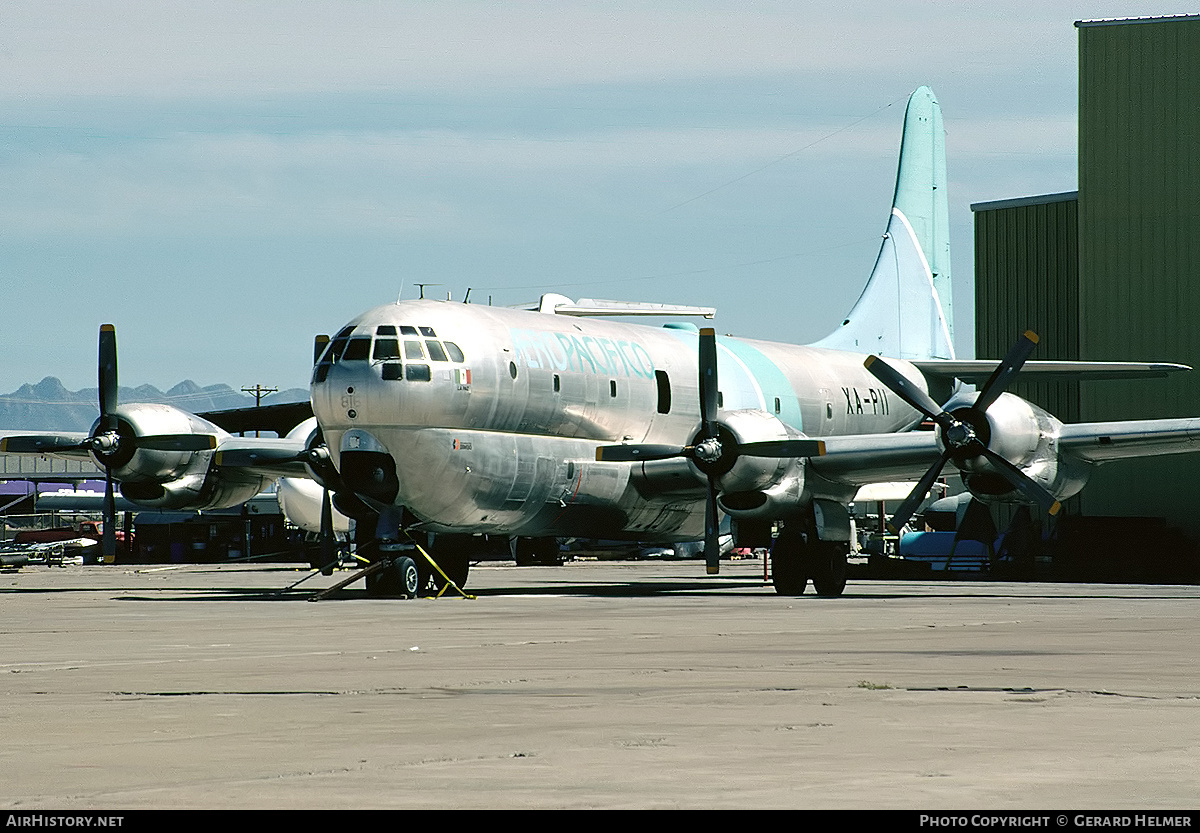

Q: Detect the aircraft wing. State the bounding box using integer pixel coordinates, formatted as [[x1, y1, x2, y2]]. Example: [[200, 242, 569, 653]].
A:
[[1058, 418, 1200, 463], [807, 431, 943, 487], [912, 359, 1190, 383], [809, 416, 1200, 490], [212, 435, 312, 480], [0, 430, 94, 462]]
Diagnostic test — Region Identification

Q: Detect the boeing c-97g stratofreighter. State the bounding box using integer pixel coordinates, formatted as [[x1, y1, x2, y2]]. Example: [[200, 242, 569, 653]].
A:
[[7, 87, 1200, 597]]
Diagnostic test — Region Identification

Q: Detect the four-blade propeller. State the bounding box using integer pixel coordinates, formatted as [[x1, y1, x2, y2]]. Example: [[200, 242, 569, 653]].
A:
[[864, 330, 1061, 532], [596, 328, 824, 574], [1, 325, 216, 560]]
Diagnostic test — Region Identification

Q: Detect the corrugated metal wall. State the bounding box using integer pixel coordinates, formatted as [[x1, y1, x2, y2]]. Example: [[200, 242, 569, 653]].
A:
[[973, 195, 1080, 423], [1076, 17, 1200, 534]]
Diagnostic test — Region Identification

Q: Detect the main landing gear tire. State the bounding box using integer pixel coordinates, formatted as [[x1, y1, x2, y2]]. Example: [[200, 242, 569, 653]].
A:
[[809, 542, 848, 597], [770, 526, 849, 597]]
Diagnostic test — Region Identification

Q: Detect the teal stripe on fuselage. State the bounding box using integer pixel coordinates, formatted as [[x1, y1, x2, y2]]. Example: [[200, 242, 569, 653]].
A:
[[664, 329, 803, 433]]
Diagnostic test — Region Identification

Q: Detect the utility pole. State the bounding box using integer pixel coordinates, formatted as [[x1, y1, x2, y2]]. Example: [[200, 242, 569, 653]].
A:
[[241, 385, 277, 437]]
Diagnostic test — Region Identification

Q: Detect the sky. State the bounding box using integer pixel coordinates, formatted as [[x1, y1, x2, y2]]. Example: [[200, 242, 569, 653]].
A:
[[0, 1, 1187, 393]]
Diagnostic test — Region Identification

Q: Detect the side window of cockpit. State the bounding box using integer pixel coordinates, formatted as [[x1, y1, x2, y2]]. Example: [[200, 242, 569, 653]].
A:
[[426, 341, 448, 362], [404, 340, 425, 360], [342, 337, 371, 361], [328, 337, 350, 363], [444, 342, 465, 362]]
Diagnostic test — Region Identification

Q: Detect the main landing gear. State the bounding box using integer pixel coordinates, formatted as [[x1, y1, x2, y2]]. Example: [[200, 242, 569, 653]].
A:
[[769, 523, 848, 597]]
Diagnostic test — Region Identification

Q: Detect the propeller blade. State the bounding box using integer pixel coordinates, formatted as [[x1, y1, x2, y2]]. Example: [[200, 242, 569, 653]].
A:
[[595, 444, 686, 462], [737, 438, 826, 458], [102, 470, 117, 561], [98, 324, 118, 429], [979, 448, 1062, 517], [974, 330, 1039, 413], [887, 448, 953, 534], [704, 473, 721, 575], [0, 435, 89, 454], [698, 328, 719, 438], [137, 434, 218, 452], [863, 354, 952, 428]]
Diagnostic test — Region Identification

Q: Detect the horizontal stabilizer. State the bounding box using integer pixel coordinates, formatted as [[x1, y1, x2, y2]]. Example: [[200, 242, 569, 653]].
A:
[[912, 359, 1191, 383]]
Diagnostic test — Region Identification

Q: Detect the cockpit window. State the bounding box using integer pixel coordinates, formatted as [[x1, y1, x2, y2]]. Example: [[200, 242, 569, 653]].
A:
[[444, 341, 465, 362], [373, 338, 401, 361], [400, 325, 419, 336], [419, 326, 437, 337], [328, 337, 349, 363], [404, 340, 425, 360], [334, 325, 354, 340], [342, 337, 371, 361], [426, 340, 448, 362], [376, 325, 397, 336]]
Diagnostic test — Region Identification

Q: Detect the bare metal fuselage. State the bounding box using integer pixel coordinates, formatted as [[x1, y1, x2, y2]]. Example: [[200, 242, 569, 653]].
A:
[[311, 300, 924, 541]]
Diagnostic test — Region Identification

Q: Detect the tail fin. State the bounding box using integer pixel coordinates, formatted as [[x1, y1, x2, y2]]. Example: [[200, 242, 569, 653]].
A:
[[811, 86, 954, 360]]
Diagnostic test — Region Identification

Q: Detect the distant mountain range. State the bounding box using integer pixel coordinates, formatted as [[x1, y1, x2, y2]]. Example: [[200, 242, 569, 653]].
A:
[[0, 377, 309, 432]]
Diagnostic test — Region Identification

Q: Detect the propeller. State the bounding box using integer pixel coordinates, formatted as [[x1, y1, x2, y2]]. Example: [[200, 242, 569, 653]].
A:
[[863, 330, 1061, 533], [2, 325, 217, 560], [597, 327, 824, 575]]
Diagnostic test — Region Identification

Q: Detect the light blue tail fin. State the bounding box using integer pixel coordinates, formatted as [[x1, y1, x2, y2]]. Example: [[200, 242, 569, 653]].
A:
[[811, 86, 954, 360]]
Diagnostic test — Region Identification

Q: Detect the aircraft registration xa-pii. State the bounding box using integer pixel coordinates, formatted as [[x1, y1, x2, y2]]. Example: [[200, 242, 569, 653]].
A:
[[6, 87, 1200, 597]]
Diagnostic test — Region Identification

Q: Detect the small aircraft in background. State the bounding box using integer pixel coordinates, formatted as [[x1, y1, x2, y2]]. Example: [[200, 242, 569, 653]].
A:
[[6, 87, 1200, 598]]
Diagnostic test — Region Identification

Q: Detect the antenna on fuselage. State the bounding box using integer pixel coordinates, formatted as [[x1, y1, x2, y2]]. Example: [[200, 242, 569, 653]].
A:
[[463, 288, 472, 304], [415, 283, 443, 300]]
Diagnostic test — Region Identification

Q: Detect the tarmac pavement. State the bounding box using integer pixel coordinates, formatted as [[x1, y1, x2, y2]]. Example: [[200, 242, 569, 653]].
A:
[[1, 559, 1197, 809]]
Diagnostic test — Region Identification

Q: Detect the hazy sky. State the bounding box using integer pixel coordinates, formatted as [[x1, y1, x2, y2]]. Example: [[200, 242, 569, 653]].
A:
[[0, 1, 1184, 393]]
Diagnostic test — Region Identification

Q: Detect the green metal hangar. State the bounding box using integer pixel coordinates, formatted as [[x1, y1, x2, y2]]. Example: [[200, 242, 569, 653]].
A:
[[971, 15, 1200, 577]]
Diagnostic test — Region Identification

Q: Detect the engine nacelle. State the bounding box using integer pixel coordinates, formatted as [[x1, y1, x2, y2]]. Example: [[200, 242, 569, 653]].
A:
[[121, 471, 264, 511], [93, 403, 215, 483], [949, 392, 1091, 506], [93, 403, 268, 511], [703, 410, 808, 519]]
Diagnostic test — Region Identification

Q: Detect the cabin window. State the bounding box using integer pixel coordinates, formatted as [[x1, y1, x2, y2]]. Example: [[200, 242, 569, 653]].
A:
[[444, 342, 465, 362], [509, 361, 518, 380], [610, 380, 617, 398], [373, 339, 400, 361], [717, 392, 724, 409], [426, 341, 449, 362], [406, 364, 431, 382], [774, 397, 781, 415], [655, 370, 671, 414], [404, 340, 425, 360], [553, 374, 561, 393]]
